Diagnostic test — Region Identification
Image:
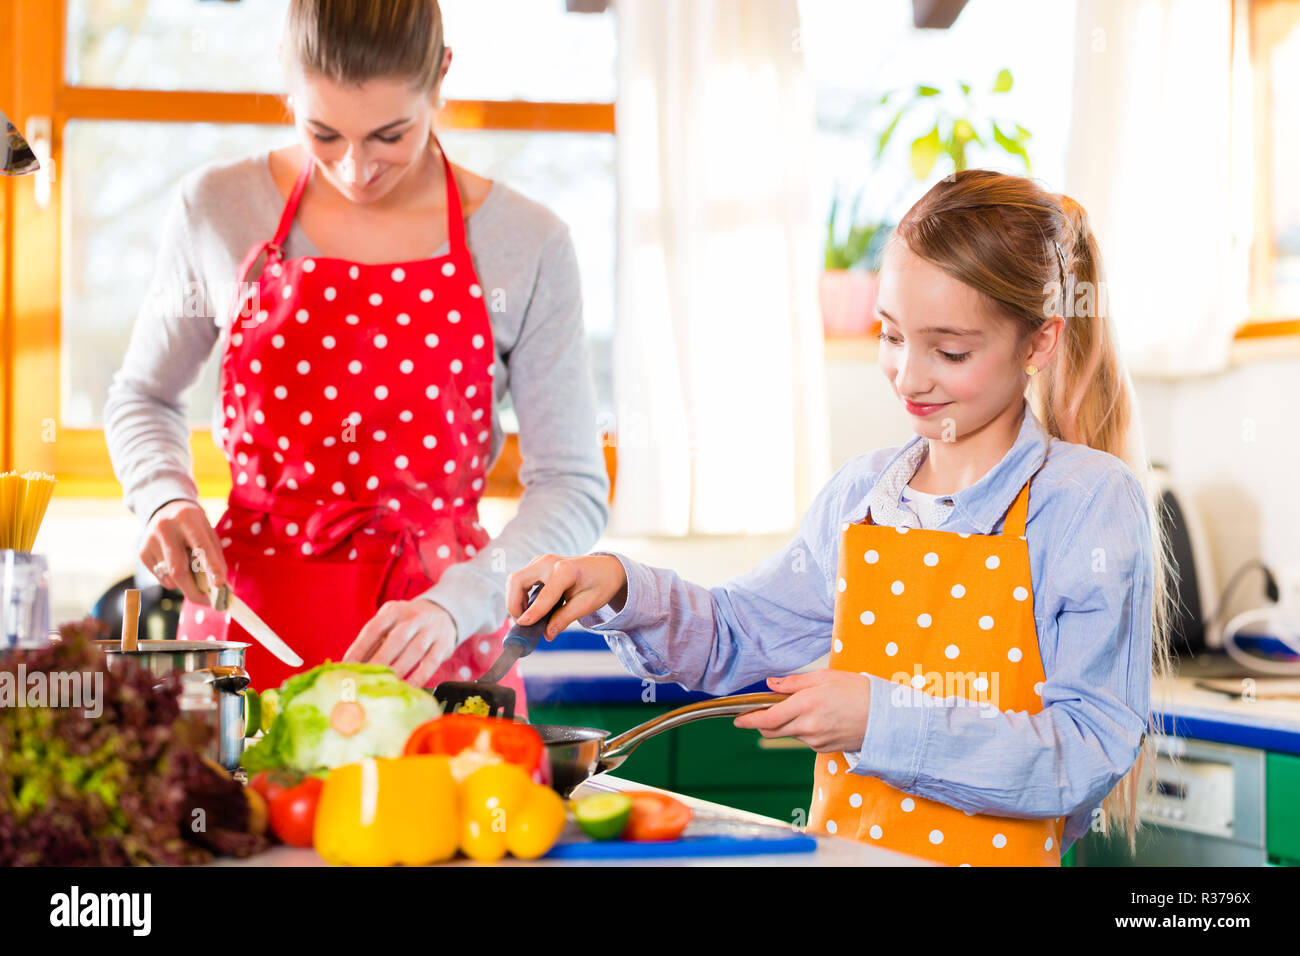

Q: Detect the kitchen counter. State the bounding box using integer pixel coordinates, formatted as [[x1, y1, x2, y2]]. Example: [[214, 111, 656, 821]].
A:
[[1155, 653, 1300, 754], [215, 775, 936, 867]]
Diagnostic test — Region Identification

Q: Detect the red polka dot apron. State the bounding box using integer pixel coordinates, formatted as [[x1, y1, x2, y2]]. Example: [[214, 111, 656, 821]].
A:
[[807, 476, 1062, 865], [175, 141, 524, 716]]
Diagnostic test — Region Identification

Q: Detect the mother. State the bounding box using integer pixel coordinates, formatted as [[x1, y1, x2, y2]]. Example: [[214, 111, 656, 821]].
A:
[[104, 0, 609, 713]]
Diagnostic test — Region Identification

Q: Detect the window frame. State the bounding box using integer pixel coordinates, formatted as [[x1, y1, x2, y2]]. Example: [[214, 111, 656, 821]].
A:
[[1242, 0, 1300, 334], [1, 0, 615, 499]]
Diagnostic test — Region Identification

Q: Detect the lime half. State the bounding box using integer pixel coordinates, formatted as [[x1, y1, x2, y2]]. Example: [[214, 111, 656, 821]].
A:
[[243, 688, 261, 738], [574, 793, 633, 840], [259, 688, 280, 734]]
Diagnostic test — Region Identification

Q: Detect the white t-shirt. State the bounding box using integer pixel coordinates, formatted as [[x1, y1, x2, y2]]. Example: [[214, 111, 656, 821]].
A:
[[900, 483, 955, 529]]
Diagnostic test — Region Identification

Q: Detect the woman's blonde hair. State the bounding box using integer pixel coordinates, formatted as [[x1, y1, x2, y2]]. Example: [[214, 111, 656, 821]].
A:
[[282, 0, 447, 92], [891, 168, 1176, 855]]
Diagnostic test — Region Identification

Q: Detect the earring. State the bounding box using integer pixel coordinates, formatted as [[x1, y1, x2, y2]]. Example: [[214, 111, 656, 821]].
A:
[[1026, 364, 1039, 376]]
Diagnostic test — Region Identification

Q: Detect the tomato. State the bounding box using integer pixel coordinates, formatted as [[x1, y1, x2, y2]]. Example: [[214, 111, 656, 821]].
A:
[[248, 769, 296, 808], [269, 775, 324, 848], [622, 791, 692, 842], [404, 714, 544, 775]]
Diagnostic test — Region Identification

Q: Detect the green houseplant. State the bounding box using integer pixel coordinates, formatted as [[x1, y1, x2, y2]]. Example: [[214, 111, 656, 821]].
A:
[[820, 68, 1034, 337]]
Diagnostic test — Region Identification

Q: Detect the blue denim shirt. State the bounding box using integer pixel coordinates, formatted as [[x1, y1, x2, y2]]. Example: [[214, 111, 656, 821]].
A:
[[580, 401, 1154, 850]]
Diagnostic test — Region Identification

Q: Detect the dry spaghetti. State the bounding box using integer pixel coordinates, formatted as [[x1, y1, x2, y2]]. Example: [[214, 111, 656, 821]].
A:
[[0, 471, 56, 551]]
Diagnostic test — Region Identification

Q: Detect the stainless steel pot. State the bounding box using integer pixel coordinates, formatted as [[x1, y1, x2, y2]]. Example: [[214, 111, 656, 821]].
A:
[[96, 639, 250, 771]]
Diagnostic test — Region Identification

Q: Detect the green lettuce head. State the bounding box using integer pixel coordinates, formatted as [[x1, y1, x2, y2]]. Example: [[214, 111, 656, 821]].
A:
[[242, 663, 441, 773]]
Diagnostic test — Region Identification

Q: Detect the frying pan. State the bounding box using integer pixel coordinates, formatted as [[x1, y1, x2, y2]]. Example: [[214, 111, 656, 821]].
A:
[[534, 692, 790, 796]]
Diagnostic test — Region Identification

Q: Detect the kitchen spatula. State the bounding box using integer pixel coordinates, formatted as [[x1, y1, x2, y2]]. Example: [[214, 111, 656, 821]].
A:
[[431, 584, 557, 719]]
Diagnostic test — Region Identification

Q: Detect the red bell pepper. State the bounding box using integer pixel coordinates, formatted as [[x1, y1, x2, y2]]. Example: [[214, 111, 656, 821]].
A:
[[403, 714, 544, 776]]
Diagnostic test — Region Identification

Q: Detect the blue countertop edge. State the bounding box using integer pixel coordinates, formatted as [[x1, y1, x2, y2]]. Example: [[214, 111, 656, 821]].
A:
[[529, 631, 1300, 756]]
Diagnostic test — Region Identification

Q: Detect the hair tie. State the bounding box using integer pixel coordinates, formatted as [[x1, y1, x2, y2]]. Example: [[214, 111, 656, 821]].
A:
[[1053, 240, 1070, 321]]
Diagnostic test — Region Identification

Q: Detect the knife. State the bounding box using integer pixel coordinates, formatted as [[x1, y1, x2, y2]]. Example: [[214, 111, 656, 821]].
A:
[[190, 561, 304, 667]]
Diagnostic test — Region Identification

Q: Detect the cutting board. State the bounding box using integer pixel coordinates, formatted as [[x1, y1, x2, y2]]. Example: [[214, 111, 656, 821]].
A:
[[542, 816, 818, 860]]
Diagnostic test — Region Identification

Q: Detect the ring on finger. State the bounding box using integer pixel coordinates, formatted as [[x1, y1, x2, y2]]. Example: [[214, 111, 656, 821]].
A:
[[152, 560, 171, 579]]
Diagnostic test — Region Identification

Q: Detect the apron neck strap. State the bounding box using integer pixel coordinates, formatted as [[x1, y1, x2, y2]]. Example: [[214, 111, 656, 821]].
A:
[[432, 134, 467, 254], [270, 156, 313, 256], [999, 479, 1031, 538], [269, 136, 468, 258]]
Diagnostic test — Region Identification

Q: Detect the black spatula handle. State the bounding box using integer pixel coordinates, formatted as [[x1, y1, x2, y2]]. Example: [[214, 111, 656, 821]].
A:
[[503, 583, 556, 657]]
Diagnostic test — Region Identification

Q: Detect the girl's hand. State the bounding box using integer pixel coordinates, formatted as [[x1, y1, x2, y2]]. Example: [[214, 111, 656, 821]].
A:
[[344, 599, 458, 687], [733, 670, 872, 753], [140, 499, 228, 605], [506, 553, 628, 640]]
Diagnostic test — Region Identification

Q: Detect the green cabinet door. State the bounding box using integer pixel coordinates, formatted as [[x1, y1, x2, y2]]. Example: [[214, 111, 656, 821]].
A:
[[1267, 752, 1300, 866], [528, 703, 674, 790]]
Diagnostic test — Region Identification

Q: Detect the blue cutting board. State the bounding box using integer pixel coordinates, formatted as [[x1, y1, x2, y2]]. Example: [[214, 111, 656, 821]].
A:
[[542, 814, 818, 859], [545, 832, 817, 859]]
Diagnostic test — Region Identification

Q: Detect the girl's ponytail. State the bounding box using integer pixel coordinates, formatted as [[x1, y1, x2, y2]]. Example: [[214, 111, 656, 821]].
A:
[[1035, 194, 1176, 855]]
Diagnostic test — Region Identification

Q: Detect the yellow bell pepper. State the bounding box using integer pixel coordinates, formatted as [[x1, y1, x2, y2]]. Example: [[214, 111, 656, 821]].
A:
[[458, 762, 533, 863], [505, 784, 568, 860], [313, 755, 459, 866]]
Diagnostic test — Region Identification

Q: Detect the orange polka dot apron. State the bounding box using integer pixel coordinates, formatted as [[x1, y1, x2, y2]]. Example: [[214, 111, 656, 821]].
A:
[[175, 139, 523, 715], [808, 476, 1062, 865]]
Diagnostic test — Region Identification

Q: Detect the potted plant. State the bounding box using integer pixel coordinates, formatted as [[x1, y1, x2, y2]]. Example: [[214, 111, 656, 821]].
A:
[[820, 195, 892, 337], [820, 68, 1033, 337]]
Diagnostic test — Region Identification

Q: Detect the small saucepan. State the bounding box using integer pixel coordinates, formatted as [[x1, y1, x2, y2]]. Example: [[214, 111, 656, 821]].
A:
[[533, 692, 789, 797], [97, 639, 250, 771]]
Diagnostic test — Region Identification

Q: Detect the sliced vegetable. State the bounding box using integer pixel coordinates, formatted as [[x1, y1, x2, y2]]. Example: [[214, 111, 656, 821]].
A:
[[455, 695, 491, 716], [573, 793, 633, 841], [244, 688, 262, 738], [622, 791, 692, 842], [260, 688, 280, 733], [404, 714, 544, 777], [313, 755, 459, 867], [268, 775, 323, 847]]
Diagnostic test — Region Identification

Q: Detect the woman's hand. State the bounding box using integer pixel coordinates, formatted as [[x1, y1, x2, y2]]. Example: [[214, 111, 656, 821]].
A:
[[140, 499, 228, 605], [506, 553, 628, 640], [344, 599, 459, 687], [733, 671, 872, 753]]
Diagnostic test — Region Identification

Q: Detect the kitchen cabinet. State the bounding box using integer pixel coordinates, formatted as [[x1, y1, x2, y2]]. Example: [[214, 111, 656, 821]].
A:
[[1266, 752, 1300, 866]]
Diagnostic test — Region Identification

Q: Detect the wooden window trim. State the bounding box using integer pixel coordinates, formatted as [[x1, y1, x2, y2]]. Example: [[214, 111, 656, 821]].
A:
[[4, 0, 615, 502], [1240, 0, 1300, 334]]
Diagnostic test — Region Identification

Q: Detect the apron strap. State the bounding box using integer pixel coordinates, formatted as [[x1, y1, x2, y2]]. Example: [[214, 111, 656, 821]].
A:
[[270, 157, 313, 257], [431, 134, 468, 255], [1000, 480, 1031, 537]]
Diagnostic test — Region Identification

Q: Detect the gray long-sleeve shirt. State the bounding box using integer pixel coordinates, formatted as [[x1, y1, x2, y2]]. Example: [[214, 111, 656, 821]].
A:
[[104, 150, 610, 643]]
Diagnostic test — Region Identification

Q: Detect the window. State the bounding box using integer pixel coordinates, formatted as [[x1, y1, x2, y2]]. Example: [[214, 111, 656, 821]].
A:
[[1245, 0, 1300, 327], [797, 0, 1077, 269], [3, 0, 616, 496]]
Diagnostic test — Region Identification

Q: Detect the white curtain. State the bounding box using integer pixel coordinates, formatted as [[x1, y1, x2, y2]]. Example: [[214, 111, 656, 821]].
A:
[[1065, 0, 1248, 376], [609, 0, 830, 536]]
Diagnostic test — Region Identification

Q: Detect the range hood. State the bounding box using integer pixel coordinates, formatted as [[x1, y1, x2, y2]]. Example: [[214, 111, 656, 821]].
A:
[[2, 108, 39, 176]]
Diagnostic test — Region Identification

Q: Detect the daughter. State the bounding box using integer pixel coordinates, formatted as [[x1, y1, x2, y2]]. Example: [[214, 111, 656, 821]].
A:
[[507, 169, 1173, 867]]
